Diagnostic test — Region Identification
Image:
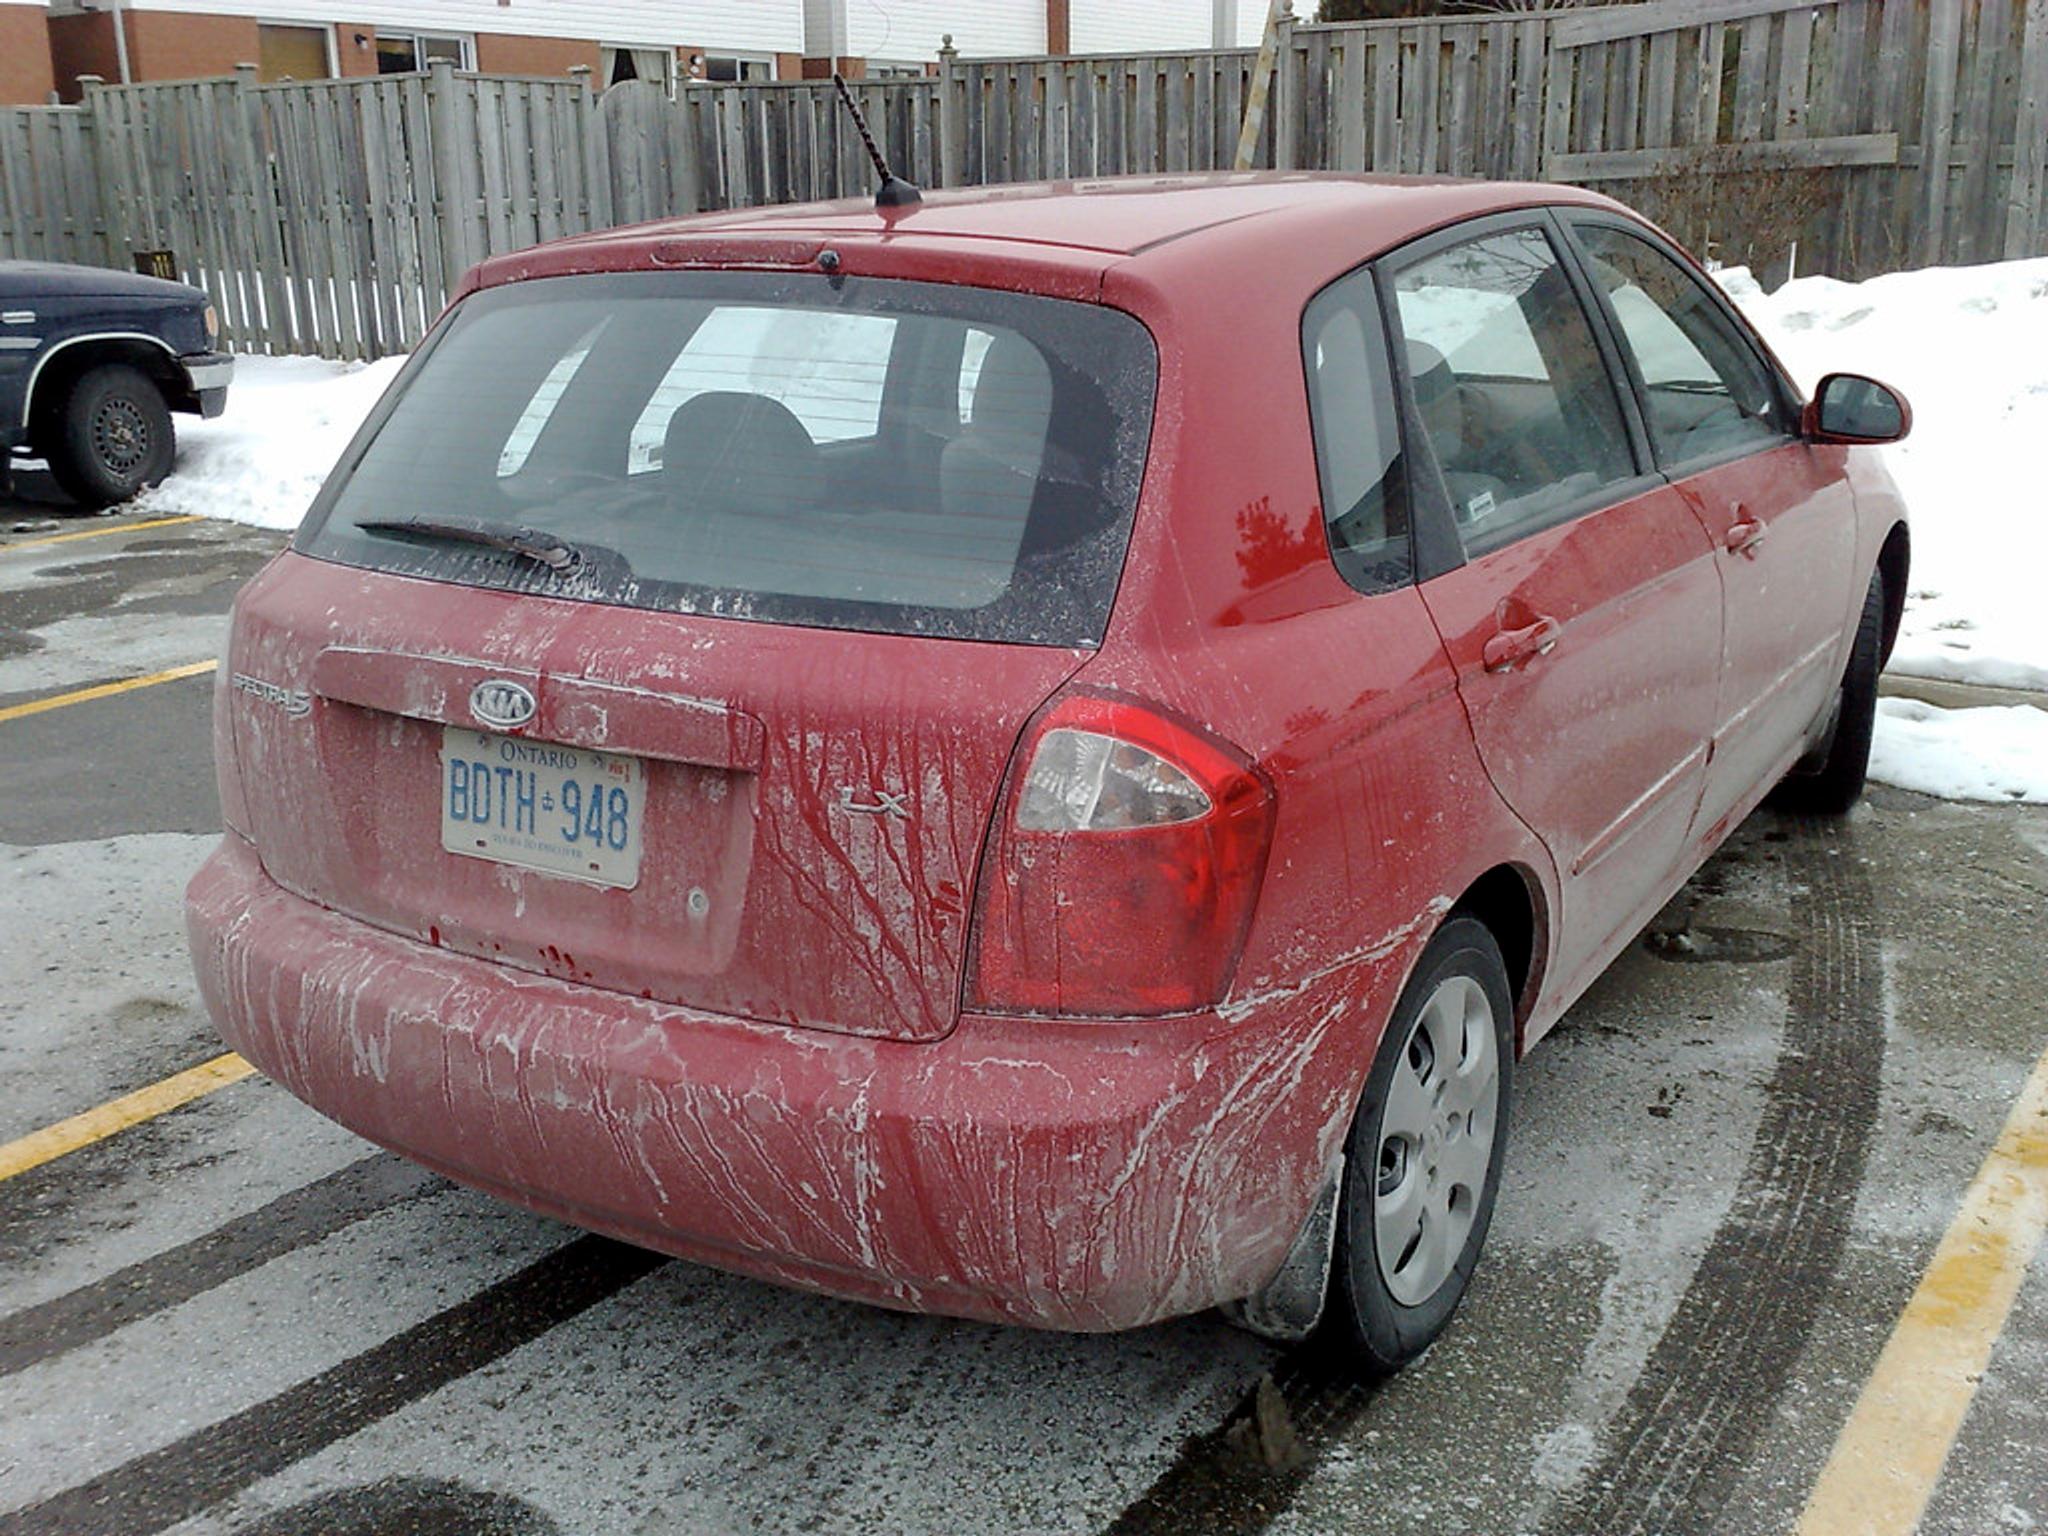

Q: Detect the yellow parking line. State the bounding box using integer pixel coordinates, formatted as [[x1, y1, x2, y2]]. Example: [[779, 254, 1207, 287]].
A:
[[1794, 1041, 2048, 1536], [0, 658, 217, 725], [2, 514, 204, 552], [0, 1052, 256, 1183]]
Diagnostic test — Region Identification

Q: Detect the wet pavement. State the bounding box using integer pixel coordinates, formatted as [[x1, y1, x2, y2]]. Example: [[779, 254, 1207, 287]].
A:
[[0, 505, 2043, 1535]]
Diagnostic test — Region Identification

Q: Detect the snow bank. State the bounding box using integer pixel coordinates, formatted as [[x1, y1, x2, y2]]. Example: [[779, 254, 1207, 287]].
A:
[[1866, 697, 2048, 804], [138, 355, 406, 531], [1726, 257, 2048, 694]]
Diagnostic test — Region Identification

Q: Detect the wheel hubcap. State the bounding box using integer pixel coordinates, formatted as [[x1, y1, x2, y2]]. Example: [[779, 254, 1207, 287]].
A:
[[92, 398, 151, 476], [1374, 973, 1500, 1306]]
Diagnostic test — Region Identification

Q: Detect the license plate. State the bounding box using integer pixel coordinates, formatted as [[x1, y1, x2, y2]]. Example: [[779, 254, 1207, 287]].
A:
[[440, 727, 644, 888]]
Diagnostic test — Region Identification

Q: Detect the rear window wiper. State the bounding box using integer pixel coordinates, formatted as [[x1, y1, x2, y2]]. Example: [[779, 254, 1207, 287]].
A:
[[353, 516, 589, 573]]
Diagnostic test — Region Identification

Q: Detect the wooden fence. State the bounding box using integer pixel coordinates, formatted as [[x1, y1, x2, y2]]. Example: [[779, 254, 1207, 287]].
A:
[[3, 0, 2043, 361]]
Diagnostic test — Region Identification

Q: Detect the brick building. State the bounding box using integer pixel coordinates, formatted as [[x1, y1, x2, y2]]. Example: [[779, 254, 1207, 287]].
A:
[[15, 1, 1270, 104]]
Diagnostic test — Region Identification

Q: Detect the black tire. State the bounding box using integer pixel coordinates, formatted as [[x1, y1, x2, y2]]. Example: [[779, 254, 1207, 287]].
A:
[[1771, 570, 1885, 817], [41, 363, 176, 508], [1323, 916, 1514, 1375]]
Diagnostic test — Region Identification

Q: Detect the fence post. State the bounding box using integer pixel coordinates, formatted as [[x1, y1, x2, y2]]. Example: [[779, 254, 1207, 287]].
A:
[[427, 56, 473, 298], [75, 76, 117, 267], [568, 63, 612, 232], [937, 35, 964, 188]]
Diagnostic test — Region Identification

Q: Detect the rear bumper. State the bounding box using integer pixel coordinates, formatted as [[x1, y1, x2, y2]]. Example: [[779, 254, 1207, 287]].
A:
[[185, 834, 1355, 1331]]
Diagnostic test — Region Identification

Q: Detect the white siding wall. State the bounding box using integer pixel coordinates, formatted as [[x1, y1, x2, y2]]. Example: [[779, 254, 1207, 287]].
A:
[[1234, 1, 1278, 48], [1070, 0, 1207, 54], [118, 0, 804, 53], [840, 0, 1042, 61]]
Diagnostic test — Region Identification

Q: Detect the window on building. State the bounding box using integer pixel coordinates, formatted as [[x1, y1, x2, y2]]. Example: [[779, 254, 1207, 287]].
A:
[[376, 33, 474, 74], [697, 54, 774, 83], [601, 45, 677, 94], [257, 24, 333, 82], [865, 62, 926, 80]]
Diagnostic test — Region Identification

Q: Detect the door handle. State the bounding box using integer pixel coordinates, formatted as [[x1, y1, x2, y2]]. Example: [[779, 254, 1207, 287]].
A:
[[1482, 617, 1561, 673], [1725, 516, 1767, 558]]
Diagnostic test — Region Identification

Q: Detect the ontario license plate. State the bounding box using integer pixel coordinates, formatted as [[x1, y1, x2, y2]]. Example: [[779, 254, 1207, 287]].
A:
[[440, 727, 644, 888]]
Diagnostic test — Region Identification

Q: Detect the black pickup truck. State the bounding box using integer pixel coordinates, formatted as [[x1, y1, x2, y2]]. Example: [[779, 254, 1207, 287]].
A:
[[1, 260, 233, 507]]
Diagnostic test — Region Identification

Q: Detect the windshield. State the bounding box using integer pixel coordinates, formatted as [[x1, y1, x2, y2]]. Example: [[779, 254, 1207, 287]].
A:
[[297, 272, 1159, 647]]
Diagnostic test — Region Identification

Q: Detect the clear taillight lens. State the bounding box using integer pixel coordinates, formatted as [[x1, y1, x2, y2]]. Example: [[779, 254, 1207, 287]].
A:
[[968, 693, 1275, 1018], [1018, 727, 1212, 831]]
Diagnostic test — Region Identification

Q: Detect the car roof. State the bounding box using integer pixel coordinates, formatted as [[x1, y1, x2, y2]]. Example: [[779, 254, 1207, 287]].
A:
[[468, 173, 1633, 293]]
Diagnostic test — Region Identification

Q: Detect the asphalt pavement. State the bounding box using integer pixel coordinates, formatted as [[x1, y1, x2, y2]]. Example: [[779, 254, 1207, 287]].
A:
[[1, 492, 2043, 1536]]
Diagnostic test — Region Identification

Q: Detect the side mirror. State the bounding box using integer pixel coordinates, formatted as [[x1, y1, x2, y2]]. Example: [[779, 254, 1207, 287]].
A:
[[1803, 372, 1911, 444]]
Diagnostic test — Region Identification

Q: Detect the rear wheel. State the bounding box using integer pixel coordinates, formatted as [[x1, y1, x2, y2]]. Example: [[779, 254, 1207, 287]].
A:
[[1324, 916, 1513, 1375], [1771, 569, 1885, 817], [42, 363, 175, 508]]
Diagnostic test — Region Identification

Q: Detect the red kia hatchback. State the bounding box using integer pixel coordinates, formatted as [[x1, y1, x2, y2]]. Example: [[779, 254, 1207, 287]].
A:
[[186, 174, 1910, 1372]]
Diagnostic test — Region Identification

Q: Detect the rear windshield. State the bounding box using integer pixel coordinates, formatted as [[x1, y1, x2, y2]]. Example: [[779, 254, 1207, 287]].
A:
[[296, 272, 1158, 647]]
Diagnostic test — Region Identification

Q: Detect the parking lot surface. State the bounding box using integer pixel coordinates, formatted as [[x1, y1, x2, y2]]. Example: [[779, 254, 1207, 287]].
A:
[[1, 500, 2044, 1536]]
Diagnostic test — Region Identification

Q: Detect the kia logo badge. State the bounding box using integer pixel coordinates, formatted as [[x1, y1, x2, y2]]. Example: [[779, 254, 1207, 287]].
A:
[[470, 679, 537, 730]]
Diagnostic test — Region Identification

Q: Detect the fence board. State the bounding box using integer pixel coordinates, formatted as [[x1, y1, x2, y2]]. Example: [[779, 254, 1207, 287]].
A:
[[2011, 0, 2048, 255]]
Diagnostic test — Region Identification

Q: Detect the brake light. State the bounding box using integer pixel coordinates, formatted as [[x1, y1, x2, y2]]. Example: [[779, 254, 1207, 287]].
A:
[[968, 692, 1275, 1017]]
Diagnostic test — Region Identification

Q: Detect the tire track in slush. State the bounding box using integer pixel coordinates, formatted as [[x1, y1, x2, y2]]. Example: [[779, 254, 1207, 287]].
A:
[[1536, 819, 1884, 1535], [1103, 816, 1884, 1536]]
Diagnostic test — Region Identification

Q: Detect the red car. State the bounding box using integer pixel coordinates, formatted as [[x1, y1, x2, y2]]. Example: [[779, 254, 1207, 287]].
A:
[[186, 174, 1909, 1373]]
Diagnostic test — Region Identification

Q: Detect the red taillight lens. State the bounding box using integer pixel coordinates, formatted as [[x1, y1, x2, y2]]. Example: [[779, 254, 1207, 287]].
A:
[[968, 693, 1275, 1018]]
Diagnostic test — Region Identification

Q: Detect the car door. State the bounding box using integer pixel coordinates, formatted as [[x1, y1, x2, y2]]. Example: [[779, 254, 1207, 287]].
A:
[[1562, 216, 1857, 842], [1388, 214, 1725, 998]]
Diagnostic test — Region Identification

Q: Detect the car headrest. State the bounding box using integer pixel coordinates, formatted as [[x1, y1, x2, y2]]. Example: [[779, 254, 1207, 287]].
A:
[[968, 333, 1053, 437], [1407, 339, 1455, 411], [662, 391, 820, 518]]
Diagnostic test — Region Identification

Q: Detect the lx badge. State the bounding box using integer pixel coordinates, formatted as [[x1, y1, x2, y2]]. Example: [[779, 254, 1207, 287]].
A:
[[839, 786, 911, 820]]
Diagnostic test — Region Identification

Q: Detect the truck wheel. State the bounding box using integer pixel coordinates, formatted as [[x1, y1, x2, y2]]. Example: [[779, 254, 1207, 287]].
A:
[[43, 364, 176, 507], [1771, 570, 1885, 817], [1324, 916, 1513, 1375]]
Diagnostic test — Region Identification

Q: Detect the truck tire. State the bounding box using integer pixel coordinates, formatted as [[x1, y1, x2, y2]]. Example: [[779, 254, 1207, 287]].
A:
[[42, 363, 176, 508]]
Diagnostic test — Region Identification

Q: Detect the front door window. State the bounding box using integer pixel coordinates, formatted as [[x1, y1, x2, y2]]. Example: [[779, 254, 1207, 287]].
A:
[[1572, 223, 1793, 468]]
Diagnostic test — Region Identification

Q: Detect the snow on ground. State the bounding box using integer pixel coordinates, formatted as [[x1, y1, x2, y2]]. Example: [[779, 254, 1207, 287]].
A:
[[1867, 697, 2048, 804], [1724, 257, 2048, 694], [137, 354, 405, 531], [1723, 257, 2048, 803]]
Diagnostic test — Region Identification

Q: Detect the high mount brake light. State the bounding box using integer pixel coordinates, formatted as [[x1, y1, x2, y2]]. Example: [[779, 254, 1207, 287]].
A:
[[968, 693, 1275, 1018]]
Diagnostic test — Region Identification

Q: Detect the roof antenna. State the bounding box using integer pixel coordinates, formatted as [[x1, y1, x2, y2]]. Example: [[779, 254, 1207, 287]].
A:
[[833, 73, 922, 209]]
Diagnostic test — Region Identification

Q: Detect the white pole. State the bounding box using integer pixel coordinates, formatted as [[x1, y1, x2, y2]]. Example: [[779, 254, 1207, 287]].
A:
[[110, 0, 133, 85], [1213, 0, 1239, 50]]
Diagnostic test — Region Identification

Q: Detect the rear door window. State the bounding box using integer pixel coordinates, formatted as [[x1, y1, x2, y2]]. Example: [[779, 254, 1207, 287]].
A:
[[296, 273, 1158, 648], [1388, 224, 1638, 550]]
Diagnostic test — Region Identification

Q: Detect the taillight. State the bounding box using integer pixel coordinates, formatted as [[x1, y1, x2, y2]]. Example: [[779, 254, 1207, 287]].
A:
[[968, 692, 1275, 1018], [212, 660, 254, 840]]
